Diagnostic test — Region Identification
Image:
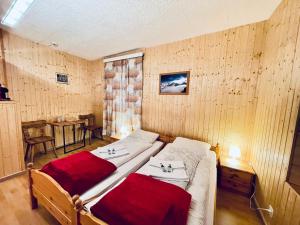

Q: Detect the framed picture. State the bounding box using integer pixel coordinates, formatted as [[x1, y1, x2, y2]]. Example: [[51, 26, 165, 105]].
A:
[[159, 71, 190, 95], [56, 73, 69, 84]]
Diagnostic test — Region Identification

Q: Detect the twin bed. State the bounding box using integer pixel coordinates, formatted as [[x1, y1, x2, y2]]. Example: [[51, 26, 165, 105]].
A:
[[28, 129, 218, 225]]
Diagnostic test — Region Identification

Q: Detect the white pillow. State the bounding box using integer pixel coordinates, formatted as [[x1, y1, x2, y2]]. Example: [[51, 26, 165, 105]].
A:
[[173, 137, 211, 158], [127, 129, 159, 144]]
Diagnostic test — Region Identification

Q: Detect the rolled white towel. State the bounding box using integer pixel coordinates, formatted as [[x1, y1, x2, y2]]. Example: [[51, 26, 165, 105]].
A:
[[146, 157, 189, 181], [95, 149, 129, 160], [96, 144, 126, 153], [149, 157, 186, 169]]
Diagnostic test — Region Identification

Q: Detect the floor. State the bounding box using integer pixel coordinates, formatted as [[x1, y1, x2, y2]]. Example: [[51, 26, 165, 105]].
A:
[[29, 138, 111, 169], [216, 188, 262, 225], [0, 138, 263, 225]]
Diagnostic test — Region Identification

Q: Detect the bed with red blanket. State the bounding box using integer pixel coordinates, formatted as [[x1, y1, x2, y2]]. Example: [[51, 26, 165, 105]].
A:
[[28, 129, 164, 225], [80, 173, 192, 225], [41, 151, 117, 196], [79, 138, 218, 225]]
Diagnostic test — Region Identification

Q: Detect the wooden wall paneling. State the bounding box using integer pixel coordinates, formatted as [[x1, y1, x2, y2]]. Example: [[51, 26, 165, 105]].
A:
[[0, 102, 24, 179], [268, 0, 298, 211], [282, 186, 297, 225], [89, 59, 104, 127], [250, 0, 300, 224], [211, 31, 227, 148], [0, 29, 7, 86], [290, 196, 300, 224], [252, 0, 280, 204], [1, 31, 101, 149], [270, 0, 300, 221], [142, 22, 263, 161], [191, 36, 203, 139], [136, 12, 300, 223]]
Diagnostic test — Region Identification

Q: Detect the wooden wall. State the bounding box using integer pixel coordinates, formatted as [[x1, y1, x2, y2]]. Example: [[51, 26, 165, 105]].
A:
[[0, 31, 101, 147], [250, 0, 300, 224], [288, 130, 300, 187], [0, 101, 24, 178], [142, 22, 265, 161], [0, 29, 6, 86], [89, 59, 104, 126]]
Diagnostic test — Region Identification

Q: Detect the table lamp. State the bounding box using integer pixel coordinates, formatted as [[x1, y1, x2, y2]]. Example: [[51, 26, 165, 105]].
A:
[[228, 145, 241, 165]]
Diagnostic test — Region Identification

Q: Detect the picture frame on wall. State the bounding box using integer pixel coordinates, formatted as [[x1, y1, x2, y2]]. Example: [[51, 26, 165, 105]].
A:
[[56, 73, 69, 84], [159, 71, 190, 95]]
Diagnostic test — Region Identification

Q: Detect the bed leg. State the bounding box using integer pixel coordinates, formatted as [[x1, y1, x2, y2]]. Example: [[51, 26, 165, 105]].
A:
[[72, 195, 82, 225], [27, 163, 38, 209]]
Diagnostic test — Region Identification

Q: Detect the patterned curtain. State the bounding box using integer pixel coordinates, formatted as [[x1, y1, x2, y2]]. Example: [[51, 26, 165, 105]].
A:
[[103, 56, 143, 138]]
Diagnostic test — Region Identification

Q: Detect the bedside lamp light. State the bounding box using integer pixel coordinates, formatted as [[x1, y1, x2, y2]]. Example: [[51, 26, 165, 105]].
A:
[[229, 145, 241, 159], [228, 145, 241, 166], [120, 126, 130, 139]]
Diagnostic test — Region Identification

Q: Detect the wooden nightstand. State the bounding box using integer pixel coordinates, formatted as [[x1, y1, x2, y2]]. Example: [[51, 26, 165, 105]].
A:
[[219, 157, 255, 197]]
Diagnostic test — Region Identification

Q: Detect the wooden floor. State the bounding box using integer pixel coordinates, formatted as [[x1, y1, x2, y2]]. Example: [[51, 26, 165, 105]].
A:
[[30, 138, 111, 169], [0, 138, 263, 225], [216, 188, 262, 225]]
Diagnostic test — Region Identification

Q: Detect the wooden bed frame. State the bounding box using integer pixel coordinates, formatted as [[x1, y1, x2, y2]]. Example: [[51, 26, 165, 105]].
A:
[[28, 163, 80, 225], [27, 133, 170, 225], [76, 140, 219, 225], [27, 133, 219, 225]]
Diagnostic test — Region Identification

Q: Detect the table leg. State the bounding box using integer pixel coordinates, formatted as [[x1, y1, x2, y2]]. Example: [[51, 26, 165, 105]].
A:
[[63, 126, 66, 154], [51, 125, 56, 148], [83, 129, 86, 147], [73, 124, 76, 145]]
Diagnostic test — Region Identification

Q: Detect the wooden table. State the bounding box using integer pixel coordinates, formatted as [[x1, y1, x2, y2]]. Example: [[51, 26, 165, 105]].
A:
[[48, 120, 86, 154]]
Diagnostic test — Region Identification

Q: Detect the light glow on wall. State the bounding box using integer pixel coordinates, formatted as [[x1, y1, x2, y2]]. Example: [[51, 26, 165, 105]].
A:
[[1, 0, 35, 27]]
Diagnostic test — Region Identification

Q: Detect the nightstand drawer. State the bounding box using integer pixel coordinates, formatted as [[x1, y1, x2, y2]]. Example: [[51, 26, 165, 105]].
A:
[[220, 177, 251, 194], [221, 167, 252, 184]]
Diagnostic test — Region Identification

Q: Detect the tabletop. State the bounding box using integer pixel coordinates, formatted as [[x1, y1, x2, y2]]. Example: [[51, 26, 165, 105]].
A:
[[47, 120, 86, 127]]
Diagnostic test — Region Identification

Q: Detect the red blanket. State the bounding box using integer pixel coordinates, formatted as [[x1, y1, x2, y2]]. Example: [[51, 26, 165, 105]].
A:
[[41, 151, 117, 196], [91, 173, 191, 225]]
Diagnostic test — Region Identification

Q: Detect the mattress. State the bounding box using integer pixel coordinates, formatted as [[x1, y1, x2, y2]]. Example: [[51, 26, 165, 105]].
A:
[[80, 141, 164, 203], [84, 145, 217, 225]]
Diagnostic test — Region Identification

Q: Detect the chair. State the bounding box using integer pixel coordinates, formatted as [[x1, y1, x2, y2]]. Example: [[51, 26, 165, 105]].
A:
[[22, 120, 57, 162], [79, 114, 103, 145]]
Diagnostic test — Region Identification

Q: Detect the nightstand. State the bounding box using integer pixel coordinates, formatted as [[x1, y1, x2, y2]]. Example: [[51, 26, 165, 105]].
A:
[[219, 157, 255, 197]]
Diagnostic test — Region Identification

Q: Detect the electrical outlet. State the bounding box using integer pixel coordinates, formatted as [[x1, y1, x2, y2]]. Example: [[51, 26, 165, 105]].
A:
[[268, 205, 274, 217]]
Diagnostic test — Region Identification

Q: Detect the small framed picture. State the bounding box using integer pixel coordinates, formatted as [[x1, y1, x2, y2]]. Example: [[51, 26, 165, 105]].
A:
[[56, 73, 69, 84], [159, 71, 190, 95]]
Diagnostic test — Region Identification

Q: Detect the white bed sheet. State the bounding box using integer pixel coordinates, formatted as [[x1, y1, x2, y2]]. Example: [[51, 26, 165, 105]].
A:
[[91, 138, 152, 167], [84, 146, 216, 225], [80, 141, 164, 203], [186, 151, 216, 225]]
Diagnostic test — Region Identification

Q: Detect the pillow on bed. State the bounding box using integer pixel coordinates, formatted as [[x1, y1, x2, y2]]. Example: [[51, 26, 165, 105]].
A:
[[173, 137, 210, 158], [128, 129, 159, 144]]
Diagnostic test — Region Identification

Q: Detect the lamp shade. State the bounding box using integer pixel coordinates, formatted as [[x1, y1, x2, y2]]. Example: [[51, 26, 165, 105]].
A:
[[229, 145, 241, 159]]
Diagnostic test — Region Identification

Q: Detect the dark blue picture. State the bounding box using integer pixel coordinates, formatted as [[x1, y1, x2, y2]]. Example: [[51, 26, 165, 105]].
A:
[[160, 72, 189, 94]]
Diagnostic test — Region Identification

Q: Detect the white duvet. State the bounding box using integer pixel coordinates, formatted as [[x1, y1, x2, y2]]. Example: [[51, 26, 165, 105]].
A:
[[139, 147, 215, 225], [85, 141, 216, 225], [91, 138, 152, 167], [186, 153, 214, 225]]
